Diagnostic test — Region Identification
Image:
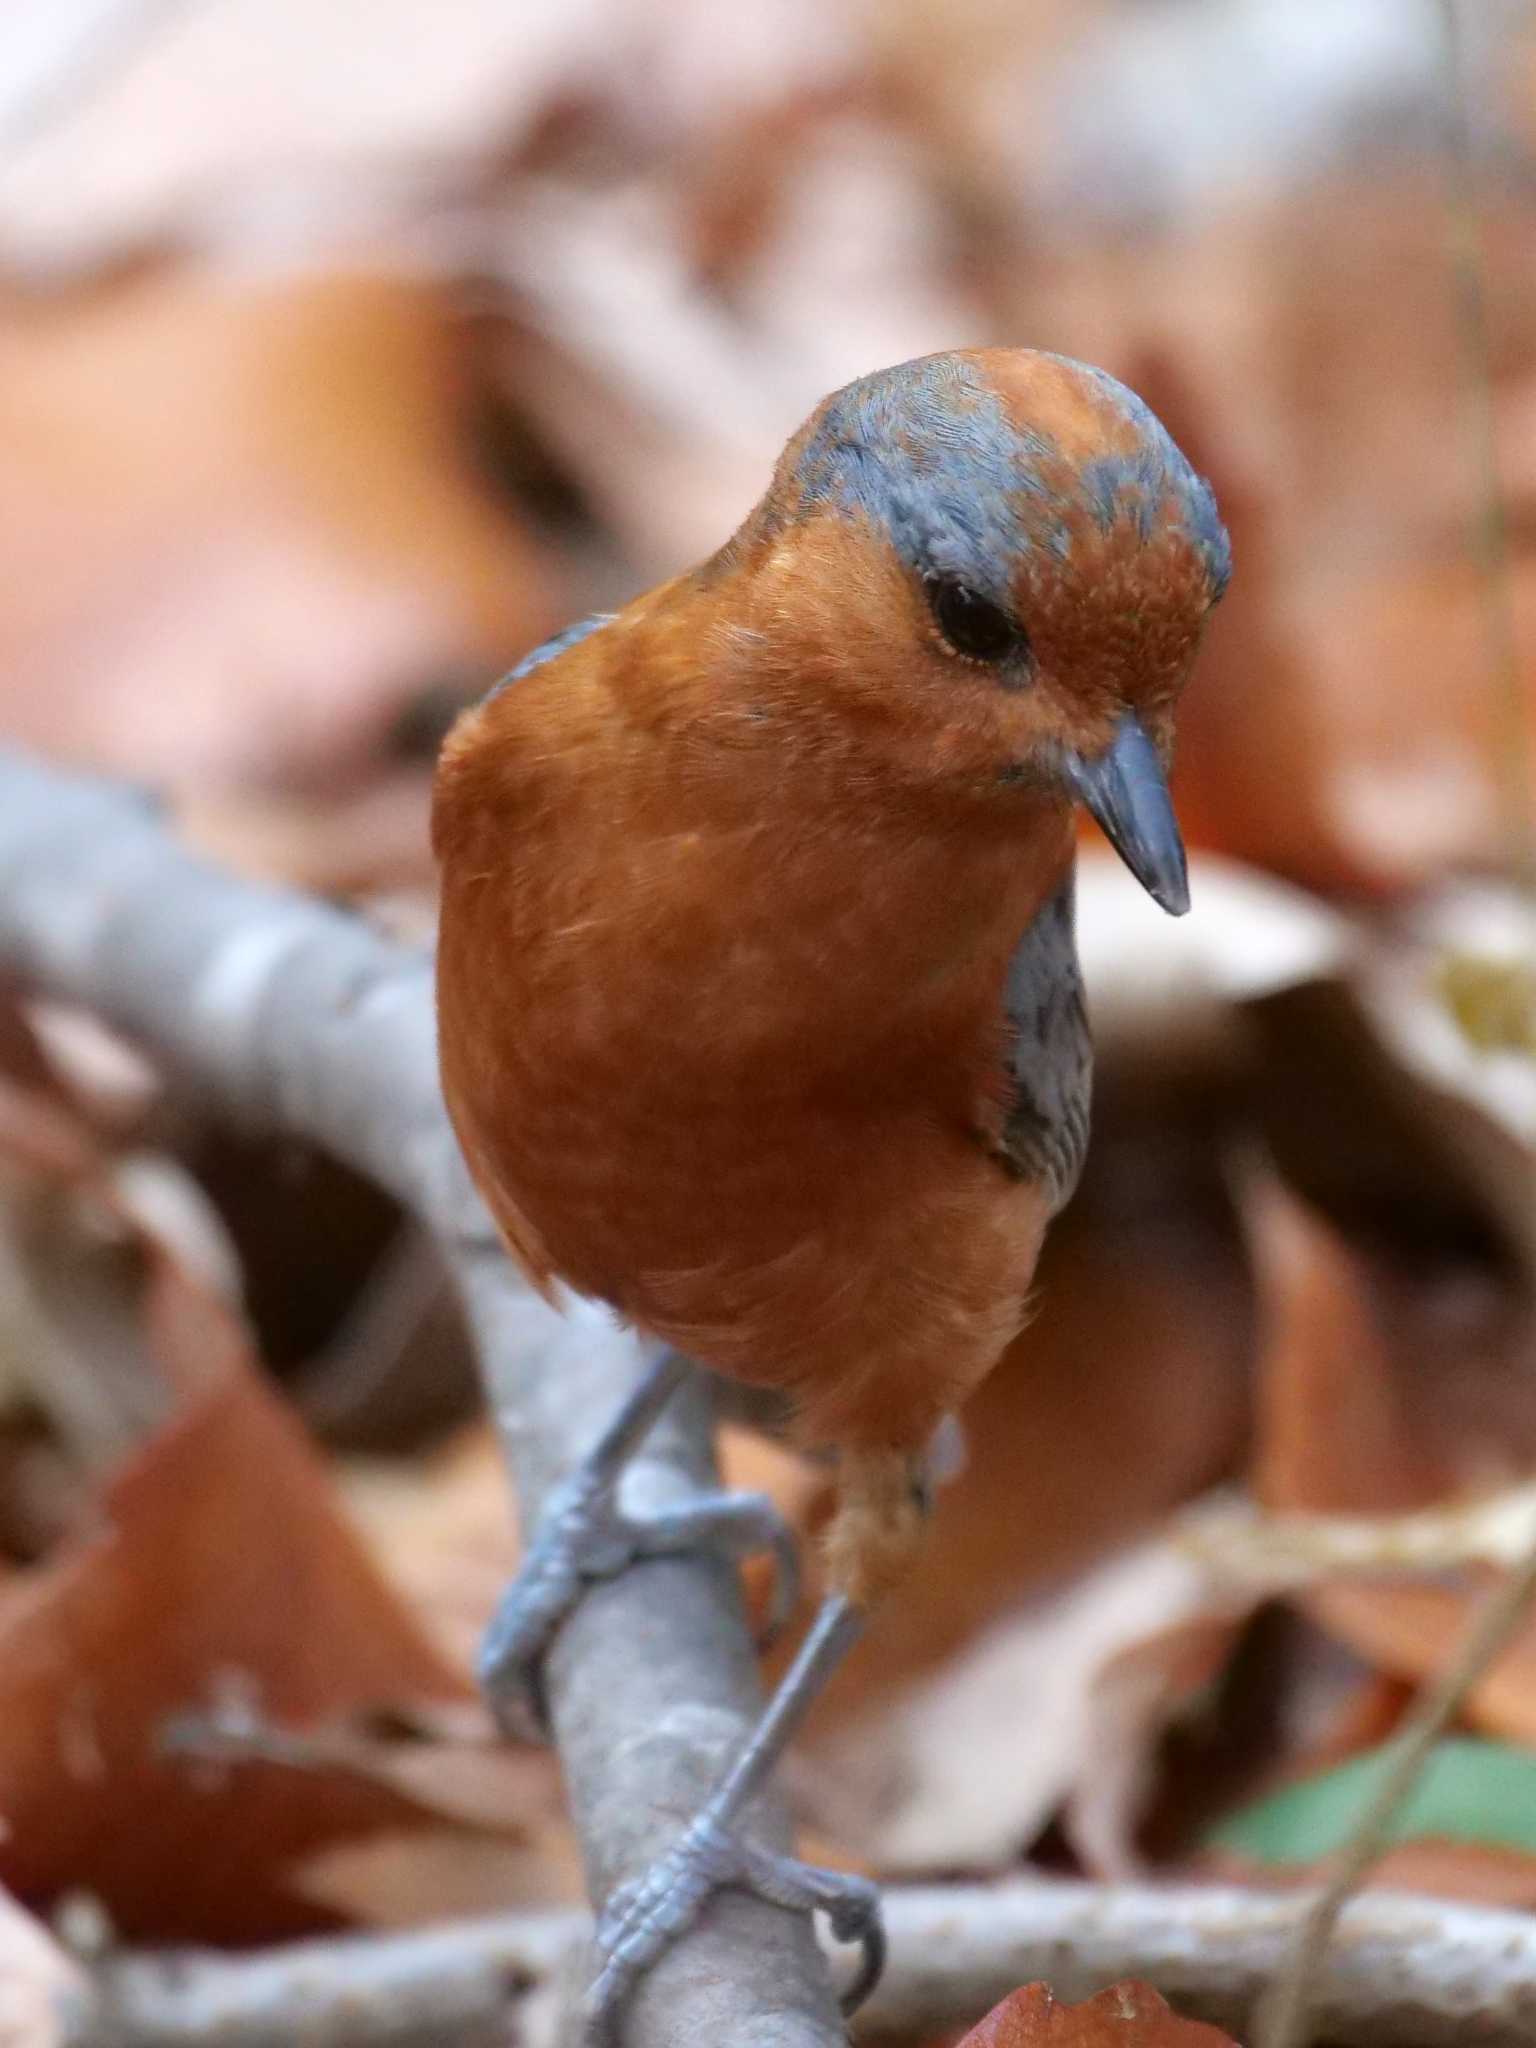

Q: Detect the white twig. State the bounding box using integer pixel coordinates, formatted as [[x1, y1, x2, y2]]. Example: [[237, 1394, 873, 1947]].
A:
[[1179, 1481, 1536, 1586], [55, 1882, 1536, 2047]]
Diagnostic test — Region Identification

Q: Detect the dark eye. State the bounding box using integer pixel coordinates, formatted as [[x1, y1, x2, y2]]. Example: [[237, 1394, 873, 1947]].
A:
[[925, 577, 1027, 665]]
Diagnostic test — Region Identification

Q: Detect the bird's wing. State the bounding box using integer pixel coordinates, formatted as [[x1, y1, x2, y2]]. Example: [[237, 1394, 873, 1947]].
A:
[[996, 866, 1092, 1214]]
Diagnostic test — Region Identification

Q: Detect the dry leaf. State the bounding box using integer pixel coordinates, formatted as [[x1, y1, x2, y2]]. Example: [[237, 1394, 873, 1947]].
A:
[[808, 1538, 1233, 1878], [0, 268, 555, 854], [0, 1064, 552, 1941], [1243, 1166, 1536, 1748], [292, 1824, 584, 1926], [958, 1981, 1236, 2047], [162, 1694, 558, 1837], [0, 1357, 483, 1941], [0, 1103, 565, 1949], [340, 1426, 521, 1674], [0, 1060, 245, 1473], [0, 0, 854, 273], [1066, 1610, 1247, 1882]]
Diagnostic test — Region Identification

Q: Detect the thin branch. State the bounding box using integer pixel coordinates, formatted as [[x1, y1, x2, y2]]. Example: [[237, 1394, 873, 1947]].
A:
[[1256, 1532, 1536, 2048], [0, 749, 842, 2048], [1178, 1479, 1536, 1585], [1437, 0, 1534, 891], [56, 1881, 1536, 2048]]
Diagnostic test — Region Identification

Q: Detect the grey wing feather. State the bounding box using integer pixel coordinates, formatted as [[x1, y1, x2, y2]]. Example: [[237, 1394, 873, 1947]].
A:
[[997, 865, 1092, 1214], [482, 612, 616, 702]]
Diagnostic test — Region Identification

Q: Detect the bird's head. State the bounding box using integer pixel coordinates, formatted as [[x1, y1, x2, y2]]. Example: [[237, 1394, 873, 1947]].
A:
[[718, 348, 1230, 916]]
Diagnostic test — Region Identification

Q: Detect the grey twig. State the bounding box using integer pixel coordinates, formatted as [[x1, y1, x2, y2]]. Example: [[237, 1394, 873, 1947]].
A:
[[56, 1881, 1536, 2048], [0, 750, 841, 2048]]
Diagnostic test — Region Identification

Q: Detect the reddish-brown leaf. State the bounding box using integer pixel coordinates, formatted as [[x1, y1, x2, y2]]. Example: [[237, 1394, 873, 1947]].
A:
[[0, 268, 557, 893], [0, 1364, 483, 1941], [1244, 1169, 1536, 1746], [0, 974, 566, 1943], [958, 1981, 1237, 2047]]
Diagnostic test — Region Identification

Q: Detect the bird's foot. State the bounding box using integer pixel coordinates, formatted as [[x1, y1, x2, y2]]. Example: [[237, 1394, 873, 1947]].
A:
[[480, 1468, 800, 1739], [584, 1811, 884, 2038]]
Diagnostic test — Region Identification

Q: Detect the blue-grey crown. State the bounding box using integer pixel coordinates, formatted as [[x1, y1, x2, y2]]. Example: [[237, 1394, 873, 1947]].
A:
[[787, 352, 1230, 606]]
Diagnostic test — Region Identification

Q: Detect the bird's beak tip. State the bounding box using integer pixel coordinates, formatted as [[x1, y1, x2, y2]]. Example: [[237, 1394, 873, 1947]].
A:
[[1064, 713, 1189, 917]]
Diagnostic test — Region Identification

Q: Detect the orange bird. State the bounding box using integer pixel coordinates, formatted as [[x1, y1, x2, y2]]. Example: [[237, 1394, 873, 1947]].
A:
[[433, 347, 1229, 2030]]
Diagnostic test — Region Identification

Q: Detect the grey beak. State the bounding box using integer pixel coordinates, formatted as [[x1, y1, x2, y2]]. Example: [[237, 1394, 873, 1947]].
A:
[[1064, 712, 1189, 916]]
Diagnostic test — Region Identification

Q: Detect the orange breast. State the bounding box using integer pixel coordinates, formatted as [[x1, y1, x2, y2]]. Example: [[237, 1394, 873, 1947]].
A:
[[434, 659, 1065, 1453]]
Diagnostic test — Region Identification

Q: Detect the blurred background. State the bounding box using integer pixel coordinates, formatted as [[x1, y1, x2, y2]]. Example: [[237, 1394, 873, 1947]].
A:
[[6, 0, 1536, 2030]]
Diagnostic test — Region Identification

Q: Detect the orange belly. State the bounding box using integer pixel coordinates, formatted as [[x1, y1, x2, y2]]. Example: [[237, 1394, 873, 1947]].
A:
[[434, 667, 1065, 1457], [436, 880, 1049, 1454]]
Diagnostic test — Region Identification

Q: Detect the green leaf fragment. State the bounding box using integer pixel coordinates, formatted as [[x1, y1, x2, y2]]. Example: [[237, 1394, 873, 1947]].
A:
[[1208, 1736, 1536, 1864]]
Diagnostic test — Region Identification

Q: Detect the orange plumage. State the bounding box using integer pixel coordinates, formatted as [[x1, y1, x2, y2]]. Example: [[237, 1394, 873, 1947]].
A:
[[434, 346, 1228, 1603]]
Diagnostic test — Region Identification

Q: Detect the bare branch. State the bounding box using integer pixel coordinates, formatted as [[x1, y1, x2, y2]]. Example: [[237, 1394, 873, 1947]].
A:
[[0, 750, 841, 2048], [57, 1882, 1536, 2048], [1178, 1481, 1536, 1585]]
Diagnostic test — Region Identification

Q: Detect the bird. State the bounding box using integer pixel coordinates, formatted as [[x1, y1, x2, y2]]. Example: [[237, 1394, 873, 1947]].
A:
[[432, 346, 1230, 2033]]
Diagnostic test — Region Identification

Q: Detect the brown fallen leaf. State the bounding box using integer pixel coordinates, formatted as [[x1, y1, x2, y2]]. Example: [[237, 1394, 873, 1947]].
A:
[[0, 1057, 243, 1482], [957, 1980, 1236, 2048], [160, 1693, 557, 1837], [1130, 330, 1536, 899], [291, 1822, 584, 1927], [0, 267, 556, 845], [339, 1425, 521, 1676], [1243, 1165, 1536, 1749], [0, 1360, 489, 1942], [0, 1054, 559, 1943]]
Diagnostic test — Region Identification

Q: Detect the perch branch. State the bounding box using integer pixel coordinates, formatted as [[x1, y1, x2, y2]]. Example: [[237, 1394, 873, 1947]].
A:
[[56, 1881, 1536, 2048], [0, 749, 841, 2048]]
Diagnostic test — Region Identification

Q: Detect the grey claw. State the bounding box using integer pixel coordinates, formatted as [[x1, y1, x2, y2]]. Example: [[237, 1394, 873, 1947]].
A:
[[737, 1841, 884, 2015], [830, 1883, 885, 2014], [479, 1481, 803, 1742], [581, 1819, 886, 2039], [477, 1467, 607, 1739]]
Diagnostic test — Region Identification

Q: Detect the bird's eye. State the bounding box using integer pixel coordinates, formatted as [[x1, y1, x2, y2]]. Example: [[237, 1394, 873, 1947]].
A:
[[925, 577, 1027, 665]]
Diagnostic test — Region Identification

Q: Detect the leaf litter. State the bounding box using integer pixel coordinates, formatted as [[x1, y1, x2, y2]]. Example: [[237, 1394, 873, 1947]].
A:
[[3, 3, 1536, 2038]]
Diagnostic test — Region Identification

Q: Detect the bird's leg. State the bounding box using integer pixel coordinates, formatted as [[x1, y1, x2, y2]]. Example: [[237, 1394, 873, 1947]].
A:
[[479, 1346, 800, 1740], [584, 1443, 934, 2039], [586, 1593, 879, 2035]]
